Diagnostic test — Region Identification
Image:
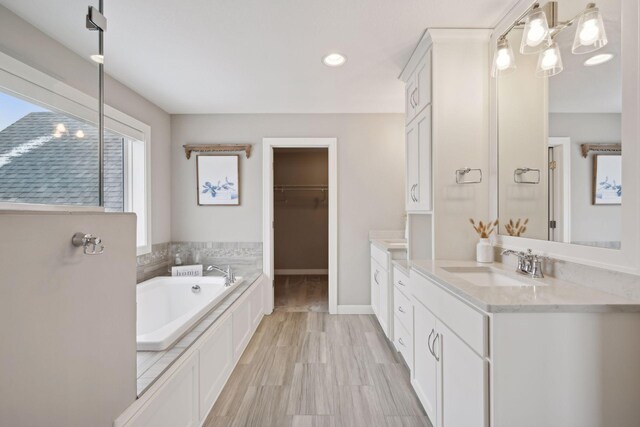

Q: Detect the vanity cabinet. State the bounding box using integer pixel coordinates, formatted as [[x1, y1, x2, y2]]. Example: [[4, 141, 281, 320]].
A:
[[370, 243, 407, 340], [411, 270, 488, 427], [392, 265, 413, 368], [405, 50, 431, 124]]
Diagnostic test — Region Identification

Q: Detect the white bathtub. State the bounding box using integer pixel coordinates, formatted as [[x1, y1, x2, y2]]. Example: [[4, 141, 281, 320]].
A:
[[136, 275, 241, 351]]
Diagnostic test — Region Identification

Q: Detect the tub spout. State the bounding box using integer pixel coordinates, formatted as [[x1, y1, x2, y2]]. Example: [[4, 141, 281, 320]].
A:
[[206, 264, 235, 287]]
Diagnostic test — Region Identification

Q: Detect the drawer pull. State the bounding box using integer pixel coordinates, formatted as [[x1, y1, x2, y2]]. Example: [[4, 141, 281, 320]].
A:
[[398, 337, 406, 347], [398, 280, 405, 287], [433, 333, 441, 362], [374, 270, 379, 284], [398, 306, 406, 314]]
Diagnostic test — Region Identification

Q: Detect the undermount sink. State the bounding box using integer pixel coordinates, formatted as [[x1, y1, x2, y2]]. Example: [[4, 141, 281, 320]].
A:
[[442, 266, 548, 287]]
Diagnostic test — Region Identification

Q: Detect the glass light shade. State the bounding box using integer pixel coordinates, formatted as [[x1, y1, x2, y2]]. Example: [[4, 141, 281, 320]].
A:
[[520, 8, 551, 54], [492, 38, 516, 77], [536, 41, 563, 77], [572, 6, 608, 54]]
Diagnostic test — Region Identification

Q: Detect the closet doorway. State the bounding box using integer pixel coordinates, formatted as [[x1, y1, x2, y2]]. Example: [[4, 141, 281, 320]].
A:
[[263, 138, 337, 314], [273, 148, 328, 312]]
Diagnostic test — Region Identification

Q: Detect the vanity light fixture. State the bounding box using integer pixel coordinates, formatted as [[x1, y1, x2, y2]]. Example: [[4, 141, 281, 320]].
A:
[[572, 4, 608, 54], [322, 53, 346, 67], [536, 41, 563, 77], [584, 52, 614, 66], [491, 38, 516, 77], [520, 6, 551, 54], [492, 1, 608, 78]]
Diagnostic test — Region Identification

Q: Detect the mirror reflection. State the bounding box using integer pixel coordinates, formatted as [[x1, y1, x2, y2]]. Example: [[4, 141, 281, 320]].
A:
[[497, 0, 621, 249]]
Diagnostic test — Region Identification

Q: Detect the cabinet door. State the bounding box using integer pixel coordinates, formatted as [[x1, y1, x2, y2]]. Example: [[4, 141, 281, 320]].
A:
[[370, 259, 381, 317], [378, 268, 389, 336], [415, 50, 432, 112], [437, 321, 488, 427], [199, 316, 233, 421], [406, 78, 418, 123], [413, 301, 438, 424], [233, 296, 251, 358], [415, 106, 432, 211], [406, 121, 420, 211]]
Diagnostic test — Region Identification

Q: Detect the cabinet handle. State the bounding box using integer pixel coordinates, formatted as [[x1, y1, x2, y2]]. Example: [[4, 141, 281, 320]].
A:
[[398, 306, 406, 314], [427, 329, 435, 356], [374, 270, 379, 284], [398, 280, 405, 287], [414, 183, 419, 202], [433, 333, 441, 362], [410, 184, 418, 202], [398, 337, 406, 347], [410, 185, 414, 202], [412, 88, 419, 107]]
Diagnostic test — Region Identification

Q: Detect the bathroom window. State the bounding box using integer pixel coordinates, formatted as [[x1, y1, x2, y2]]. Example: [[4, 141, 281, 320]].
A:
[[0, 51, 152, 254]]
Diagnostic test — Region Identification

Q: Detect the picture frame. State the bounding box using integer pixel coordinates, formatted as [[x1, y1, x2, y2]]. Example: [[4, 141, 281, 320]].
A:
[[592, 154, 622, 205], [196, 154, 240, 206]]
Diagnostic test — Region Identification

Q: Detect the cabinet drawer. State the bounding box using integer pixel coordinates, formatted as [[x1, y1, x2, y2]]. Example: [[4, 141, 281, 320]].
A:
[[394, 317, 413, 369], [370, 243, 389, 269], [394, 285, 412, 330], [412, 270, 488, 357], [393, 266, 410, 295]]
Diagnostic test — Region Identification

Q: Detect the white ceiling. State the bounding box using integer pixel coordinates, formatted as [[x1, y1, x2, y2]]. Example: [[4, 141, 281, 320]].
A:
[[1, 0, 518, 114]]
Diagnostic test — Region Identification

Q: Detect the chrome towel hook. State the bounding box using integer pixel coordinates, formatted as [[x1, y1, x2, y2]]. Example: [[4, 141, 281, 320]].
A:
[[71, 232, 105, 255]]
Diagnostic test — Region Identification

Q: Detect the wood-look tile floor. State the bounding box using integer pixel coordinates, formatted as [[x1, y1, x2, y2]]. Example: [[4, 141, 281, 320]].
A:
[[274, 275, 329, 313], [203, 276, 432, 427]]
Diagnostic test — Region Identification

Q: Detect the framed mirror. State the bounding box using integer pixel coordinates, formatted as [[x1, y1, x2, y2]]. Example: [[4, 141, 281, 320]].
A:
[[496, 0, 622, 250]]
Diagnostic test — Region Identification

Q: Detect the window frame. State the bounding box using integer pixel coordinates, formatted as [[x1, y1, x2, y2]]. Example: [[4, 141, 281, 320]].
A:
[[0, 51, 152, 255]]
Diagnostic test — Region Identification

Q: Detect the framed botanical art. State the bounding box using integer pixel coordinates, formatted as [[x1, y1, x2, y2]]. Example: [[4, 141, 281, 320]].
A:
[[196, 155, 240, 206], [593, 154, 622, 205]]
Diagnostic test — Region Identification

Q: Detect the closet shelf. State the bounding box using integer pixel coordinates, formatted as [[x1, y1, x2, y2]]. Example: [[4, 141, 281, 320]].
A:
[[274, 185, 328, 192]]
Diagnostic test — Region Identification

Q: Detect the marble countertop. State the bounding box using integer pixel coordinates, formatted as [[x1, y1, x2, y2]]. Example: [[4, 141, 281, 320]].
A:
[[411, 260, 640, 314], [370, 238, 407, 252], [136, 267, 262, 396]]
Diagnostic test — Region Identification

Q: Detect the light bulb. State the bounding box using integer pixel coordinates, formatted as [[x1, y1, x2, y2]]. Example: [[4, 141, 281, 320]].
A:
[[75, 130, 85, 138], [496, 49, 512, 70], [579, 19, 600, 45], [53, 131, 62, 138], [526, 19, 546, 46], [56, 123, 66, 133], [541, 49, 558, 70]]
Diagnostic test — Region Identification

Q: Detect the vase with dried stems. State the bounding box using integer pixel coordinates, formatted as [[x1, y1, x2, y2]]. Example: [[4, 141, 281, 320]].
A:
[[505, 218, 529, 237], [470, 219, 499, 263]]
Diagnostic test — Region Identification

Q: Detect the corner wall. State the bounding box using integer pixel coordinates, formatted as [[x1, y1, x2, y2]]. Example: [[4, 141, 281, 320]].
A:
[[170, 114, 405, 306]]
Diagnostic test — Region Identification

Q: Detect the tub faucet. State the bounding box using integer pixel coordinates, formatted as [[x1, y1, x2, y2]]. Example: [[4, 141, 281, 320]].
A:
[[206, 264, 235, 287]]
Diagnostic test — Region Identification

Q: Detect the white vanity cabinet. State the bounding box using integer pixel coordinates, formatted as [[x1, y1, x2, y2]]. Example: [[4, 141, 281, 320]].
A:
[[370, 242, 407, 340], [392, 265, 413, 369], [411, 270, 488, 427]]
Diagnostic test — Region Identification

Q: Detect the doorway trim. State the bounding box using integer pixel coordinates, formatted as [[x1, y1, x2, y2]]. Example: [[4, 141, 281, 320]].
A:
[[549, 137, 572, 243], [262, 138, 338, 314]]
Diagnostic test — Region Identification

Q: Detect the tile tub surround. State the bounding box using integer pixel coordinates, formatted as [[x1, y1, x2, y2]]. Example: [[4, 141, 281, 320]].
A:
[[495, 249, 640, 301], [136, 268, 262, 396], [411, 260, 640, 313], [136, 241, 262, 283]]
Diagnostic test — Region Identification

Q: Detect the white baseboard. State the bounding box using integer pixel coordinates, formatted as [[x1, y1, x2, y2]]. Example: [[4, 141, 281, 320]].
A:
[[274, 269, 329, 275], [337, 305, 374, 315]]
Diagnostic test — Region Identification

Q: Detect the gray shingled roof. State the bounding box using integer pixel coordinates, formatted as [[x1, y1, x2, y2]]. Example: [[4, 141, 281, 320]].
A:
[[0, 111, 124, 211]]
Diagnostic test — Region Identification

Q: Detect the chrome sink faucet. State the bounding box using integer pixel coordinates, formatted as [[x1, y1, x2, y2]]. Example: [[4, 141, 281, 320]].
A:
[[501, 249, 550, 279], [206, 264, 236, 287]]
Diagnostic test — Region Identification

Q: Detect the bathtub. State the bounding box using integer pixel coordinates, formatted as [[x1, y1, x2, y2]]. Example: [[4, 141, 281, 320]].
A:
[[137, 275, 242, 351]]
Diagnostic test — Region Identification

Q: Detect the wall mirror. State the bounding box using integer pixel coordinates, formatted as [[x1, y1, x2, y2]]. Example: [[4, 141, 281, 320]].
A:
[[496, 0, 622, 250]]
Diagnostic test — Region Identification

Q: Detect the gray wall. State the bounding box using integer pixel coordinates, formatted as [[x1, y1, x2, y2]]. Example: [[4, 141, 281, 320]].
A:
[[171, 114, 405, 305], [0, 5, 172, 244], [549, 113, 621, 244]]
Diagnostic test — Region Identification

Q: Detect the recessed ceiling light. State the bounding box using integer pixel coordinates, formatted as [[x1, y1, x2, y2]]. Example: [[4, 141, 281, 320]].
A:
[[90, 54, 104, 64], [584, 53, 614, 66], [322, 53, 346, 67]]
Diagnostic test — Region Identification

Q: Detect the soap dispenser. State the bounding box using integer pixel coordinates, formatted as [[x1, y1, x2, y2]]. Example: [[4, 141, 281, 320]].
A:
[[175, 252, 183, 266]]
